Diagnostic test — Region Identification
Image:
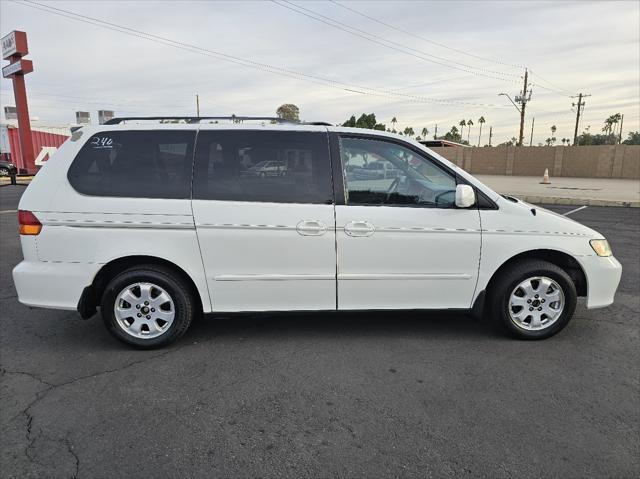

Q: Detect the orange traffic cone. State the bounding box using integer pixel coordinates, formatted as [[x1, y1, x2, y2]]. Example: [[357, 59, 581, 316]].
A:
[[540, 168, 551, 184]]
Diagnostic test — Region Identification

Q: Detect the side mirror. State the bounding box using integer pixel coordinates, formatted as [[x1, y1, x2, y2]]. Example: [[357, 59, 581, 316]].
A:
[[455, 184, 476, 208]]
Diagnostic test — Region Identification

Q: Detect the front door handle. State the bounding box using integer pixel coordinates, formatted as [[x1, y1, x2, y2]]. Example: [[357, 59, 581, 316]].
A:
[[296, 220, 327, 236], [344, 220, 375, 237]]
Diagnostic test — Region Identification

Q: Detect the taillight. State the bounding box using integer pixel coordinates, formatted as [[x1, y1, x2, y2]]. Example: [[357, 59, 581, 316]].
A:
[[18, 210, 42, 235]]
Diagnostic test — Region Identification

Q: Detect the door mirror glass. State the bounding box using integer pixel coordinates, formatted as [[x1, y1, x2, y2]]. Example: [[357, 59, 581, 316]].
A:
[[455, 184, 476, 208]]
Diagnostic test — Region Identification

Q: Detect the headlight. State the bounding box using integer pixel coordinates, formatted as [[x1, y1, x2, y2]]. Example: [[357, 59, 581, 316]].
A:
[[590, 239, 612, 257]]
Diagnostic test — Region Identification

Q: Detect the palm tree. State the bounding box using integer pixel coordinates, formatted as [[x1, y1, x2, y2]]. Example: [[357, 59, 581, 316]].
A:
[[477, 116, 485, 146], [404, 126, 415, 138], [466, 119, 474, 143], [459, 119, 466, 141], [551, 125, 557, 137], [610, 113, 622, 137], [421, 127, 429, 140], [391, 117, 397, 133]]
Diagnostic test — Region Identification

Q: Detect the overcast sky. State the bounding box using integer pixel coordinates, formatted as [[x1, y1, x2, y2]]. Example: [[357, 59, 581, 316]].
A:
[[1, 0, 638, 144]]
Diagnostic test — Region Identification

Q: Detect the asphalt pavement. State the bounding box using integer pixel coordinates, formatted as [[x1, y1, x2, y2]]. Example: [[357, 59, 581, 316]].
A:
[[1, 185, 638, 478]]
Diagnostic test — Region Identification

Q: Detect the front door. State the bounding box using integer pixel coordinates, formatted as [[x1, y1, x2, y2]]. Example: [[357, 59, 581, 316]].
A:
[[335, 134, 481, 310], [192, 128, 336, 312]]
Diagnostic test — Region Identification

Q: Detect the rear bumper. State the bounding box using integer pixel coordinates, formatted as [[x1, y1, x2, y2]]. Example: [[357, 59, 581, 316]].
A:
[[12, 260, 100, 311], [580, 255, 622, 309]]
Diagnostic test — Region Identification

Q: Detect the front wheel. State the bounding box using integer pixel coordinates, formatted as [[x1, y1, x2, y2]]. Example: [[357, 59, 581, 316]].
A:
[[101, 265, 195, 348], [489, 260, 577, 339]]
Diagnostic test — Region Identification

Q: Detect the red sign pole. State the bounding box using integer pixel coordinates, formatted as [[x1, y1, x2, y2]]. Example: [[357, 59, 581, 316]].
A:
[[2, 31, 35, 174], [9, 62, 35, 173]]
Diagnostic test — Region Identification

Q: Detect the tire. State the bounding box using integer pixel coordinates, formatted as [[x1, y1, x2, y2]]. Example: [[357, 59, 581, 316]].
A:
[[0, 167, 9, 177], [489, 259, 577, 340], [100, 264, 195, 348]]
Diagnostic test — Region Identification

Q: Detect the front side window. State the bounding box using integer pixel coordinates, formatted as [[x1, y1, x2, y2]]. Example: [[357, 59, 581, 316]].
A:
[[68, 130, 196, 198], [341, 137, 457, 208], [193, 130, 333, 204]]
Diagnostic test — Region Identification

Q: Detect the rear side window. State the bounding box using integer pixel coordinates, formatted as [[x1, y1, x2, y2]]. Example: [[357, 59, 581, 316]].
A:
[[193, 130, 333, 204], [68, 130, 196, 198]]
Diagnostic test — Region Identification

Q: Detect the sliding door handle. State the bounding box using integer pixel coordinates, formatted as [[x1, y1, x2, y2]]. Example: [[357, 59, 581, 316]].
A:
[[344, 220, 375, 237], [296, 220, 327, 236]]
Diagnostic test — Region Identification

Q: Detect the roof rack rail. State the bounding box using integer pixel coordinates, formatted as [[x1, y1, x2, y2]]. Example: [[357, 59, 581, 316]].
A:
[[103, 116, 333, 126], [103, 116, 298, 125]]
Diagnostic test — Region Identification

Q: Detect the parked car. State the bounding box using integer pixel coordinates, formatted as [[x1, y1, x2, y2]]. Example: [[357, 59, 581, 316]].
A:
[[363, 160, 401, 180], [12, 117, 622, 348], [245, 160, 287, 177], [0, 159, 18, 176]]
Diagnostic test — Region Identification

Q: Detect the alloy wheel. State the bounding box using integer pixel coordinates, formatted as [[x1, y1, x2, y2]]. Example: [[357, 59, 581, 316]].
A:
[[114, 282, 175, 339], [508, 276, 565, 331]]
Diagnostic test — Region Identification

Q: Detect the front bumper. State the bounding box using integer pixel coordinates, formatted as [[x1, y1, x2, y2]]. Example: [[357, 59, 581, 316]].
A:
[[580, 255, 622, 309]]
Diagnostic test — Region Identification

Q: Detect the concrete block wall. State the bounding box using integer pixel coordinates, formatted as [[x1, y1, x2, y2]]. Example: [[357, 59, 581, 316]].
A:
[[429, 145, 640, 179]]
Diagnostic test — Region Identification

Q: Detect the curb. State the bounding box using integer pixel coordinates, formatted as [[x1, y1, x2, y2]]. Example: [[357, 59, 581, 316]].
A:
[[517, 195, 640, 208], [0, 176, 34, 181]]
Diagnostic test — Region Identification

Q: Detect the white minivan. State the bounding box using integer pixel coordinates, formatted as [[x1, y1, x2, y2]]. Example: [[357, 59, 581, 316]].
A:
[[12, 117, 622, 348]]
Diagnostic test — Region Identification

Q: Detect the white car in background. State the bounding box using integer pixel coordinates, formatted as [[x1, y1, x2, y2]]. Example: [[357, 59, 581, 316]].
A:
[[12, 116, 622, 348], [246, 160, 287, 177]]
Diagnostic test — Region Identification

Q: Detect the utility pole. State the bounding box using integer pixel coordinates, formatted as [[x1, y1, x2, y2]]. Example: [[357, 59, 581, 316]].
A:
[[196, 94, 200, 117], [488, 126, 493, 146], [517, 69, 529, 146], [434, 124, 437, 140], [498, 68, 531, 147], [529, 117, 535, 146], [571, 93, 590, 145]]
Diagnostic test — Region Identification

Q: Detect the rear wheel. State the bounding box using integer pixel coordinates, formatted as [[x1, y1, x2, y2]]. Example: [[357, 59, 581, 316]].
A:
[[101, 265, 195, 348], [489, 260, 577, 339]]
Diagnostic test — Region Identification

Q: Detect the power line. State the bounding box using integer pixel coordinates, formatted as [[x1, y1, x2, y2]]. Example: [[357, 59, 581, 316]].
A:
[[529, 69, 574, 96], [387, 74, 472, 93], [282, 0, 521, 79], [325, 0, 574, 98], [272, 0, 521, 85], [0, 89, 187, 109], [0, 88, 189, 109], [328, 0, 525, 70], [11, 0, 507, 110]]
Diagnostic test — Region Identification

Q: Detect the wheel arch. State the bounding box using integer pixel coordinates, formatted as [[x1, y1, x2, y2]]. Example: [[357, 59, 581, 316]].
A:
[[78, 255, 205, 319], [485, 249, 588, 300]]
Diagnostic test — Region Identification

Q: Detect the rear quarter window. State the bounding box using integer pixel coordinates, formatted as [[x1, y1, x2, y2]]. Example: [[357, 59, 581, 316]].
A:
[[67, 130, 196, 199]]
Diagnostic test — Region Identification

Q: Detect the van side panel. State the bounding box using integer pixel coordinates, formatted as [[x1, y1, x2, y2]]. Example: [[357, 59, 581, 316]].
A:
[[475, 199, 610, 309], [14, 127, 213, 313], [32, 209, 211, 312]]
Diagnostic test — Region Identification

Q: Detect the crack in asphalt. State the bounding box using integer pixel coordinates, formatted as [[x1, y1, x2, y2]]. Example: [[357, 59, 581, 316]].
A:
[[2, 346, 185, 478], [63, 435, 80, 479]]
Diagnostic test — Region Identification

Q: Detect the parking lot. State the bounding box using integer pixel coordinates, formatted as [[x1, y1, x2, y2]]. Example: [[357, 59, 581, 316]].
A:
[[1, 185, 638, 478]]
